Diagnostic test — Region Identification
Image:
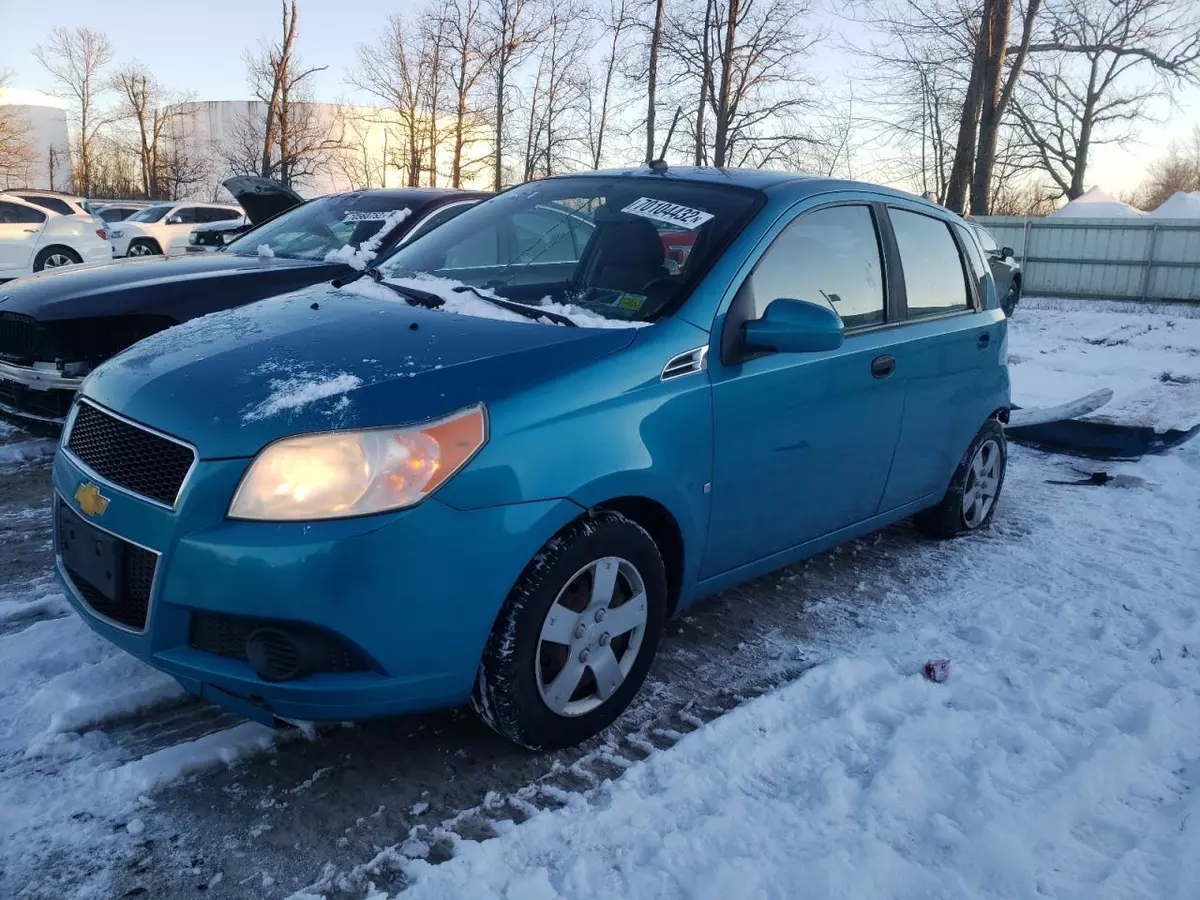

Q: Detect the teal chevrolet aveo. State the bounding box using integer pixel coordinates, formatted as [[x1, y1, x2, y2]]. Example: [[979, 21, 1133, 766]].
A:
[[52, 167, 1009, 750]]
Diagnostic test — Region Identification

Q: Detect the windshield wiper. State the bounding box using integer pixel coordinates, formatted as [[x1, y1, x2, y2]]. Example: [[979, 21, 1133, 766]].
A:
[[333, 266, 444, 310], [451, 284, 577, 327]]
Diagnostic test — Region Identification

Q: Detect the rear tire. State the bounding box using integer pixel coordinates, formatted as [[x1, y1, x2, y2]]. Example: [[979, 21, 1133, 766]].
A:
[[127, 239, 161, 257], [471, 511, 667, 751], [914, 418, 1007, 539], [33, 246, 82, 271]]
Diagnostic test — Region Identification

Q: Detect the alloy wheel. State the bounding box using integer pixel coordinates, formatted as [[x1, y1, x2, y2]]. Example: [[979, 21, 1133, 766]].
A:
[[535, 556, 648, 717], [44, 253, 75, 268], [128, 243, 155, 257], [961, 438, 1001, 528]]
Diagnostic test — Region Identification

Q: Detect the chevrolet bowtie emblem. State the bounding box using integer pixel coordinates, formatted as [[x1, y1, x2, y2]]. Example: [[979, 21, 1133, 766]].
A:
[[75, 482, 110, 517]]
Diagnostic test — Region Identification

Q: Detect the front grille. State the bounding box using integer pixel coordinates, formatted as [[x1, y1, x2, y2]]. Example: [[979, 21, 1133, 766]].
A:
[[66, 401, 195, 506], [190, 612, 368, 674], [0, 378, 74, 421], [58, 502, 157, 631], [0, 312, 38, 362]]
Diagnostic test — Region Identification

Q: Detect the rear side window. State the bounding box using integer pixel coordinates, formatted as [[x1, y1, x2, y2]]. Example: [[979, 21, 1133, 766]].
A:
[[890, 209, 970, 317], [206, 207, 242, 222], [749, 204, 885, 329], [954, 223, 990, 301], [16, 194, 73, 216], [0, 201, 47, 224]]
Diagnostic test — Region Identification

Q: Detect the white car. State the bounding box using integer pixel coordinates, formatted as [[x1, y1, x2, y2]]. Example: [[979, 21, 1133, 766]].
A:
[[0, 193, 111, 280], [6, 190, 94, 218], [107, 201, 243, 258]]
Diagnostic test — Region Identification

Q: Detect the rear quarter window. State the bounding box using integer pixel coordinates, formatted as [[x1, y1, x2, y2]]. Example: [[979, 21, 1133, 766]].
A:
[[889, 208, 971, 318]]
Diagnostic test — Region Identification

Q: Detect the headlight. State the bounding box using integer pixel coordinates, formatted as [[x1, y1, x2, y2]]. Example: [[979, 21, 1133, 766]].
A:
[[109, 229, 123, 239], [228, 404, 487, 521]]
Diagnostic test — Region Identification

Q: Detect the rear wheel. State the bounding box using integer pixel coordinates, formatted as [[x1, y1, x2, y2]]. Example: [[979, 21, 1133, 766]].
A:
[[33, 246, 82, 271], [471, 511, 667, 750], [127, 239, 161, 257], [914, 419, 1007, 539]]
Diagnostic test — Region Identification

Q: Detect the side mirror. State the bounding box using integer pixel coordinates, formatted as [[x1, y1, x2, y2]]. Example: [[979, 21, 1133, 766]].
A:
[[166, 215, 183, 225], [1000, 246, 1015, 260], [743, 298, 844, 354]]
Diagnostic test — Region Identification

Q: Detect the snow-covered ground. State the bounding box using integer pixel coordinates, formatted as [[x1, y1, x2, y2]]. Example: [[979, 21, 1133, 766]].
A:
[[0, 299, 1197, 899]]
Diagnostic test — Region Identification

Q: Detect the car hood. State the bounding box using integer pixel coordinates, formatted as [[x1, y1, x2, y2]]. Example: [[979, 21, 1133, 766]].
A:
[[222, 175, 305, 224], [0, 253, 331, 321], [81, 283, 637, 459]]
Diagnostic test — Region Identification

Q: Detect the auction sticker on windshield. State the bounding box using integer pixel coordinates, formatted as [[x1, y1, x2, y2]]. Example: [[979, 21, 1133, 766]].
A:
[[621, 197, 714, 230], [342, 210, 395, 222]]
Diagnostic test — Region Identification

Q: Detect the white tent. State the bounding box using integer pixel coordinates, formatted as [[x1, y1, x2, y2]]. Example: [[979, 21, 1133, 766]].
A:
[[1049, 186, 1146, 218], [1151, 191, 1200, 218]]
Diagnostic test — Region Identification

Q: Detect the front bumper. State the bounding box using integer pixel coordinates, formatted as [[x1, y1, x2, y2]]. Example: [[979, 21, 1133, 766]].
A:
[[0, 360, 81, 424], [52, 447, 583, 724]]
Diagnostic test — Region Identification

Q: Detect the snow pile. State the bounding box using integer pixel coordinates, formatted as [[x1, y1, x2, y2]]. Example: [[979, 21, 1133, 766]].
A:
[[324, 208, 411, 270], [1007, 300, 1200, 429], [0, 597, 281, 897], [1050, 186, 1146, 218], [343, 274, 647, 329], [1151, 190, 1200, 218], [243, 372, 362, 422], [257, 243, 275, 258], [387, 441, 1200, 900], [0, 439, 56, 464]]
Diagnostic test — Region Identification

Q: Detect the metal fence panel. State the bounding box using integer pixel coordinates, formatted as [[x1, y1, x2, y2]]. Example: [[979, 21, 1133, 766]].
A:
[[974, 216, 1200, 302]]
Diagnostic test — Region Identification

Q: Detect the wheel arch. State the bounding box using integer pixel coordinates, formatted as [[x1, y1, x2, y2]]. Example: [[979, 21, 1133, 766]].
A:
[[129, 236, 163, 254], [35, 244, 83, 265], [590, 496, 686, 617]]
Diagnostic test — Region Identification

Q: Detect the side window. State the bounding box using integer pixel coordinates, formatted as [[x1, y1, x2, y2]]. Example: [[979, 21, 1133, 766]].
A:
[[890, 209, 970, 317], [18, 195, 73, 216], [444, 223, 503, 268], [974, 226, 999, 255], [404, 203, 474, 244], [954, 224, 989, 303], [0, 201, 47, 225], [749, 204, 885, 329], [171, 207, 199, 224], [212, 208, 243, 222]]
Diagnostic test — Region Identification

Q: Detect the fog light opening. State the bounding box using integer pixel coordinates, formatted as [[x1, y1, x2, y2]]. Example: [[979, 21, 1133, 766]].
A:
[[245, 627, 324, 681]]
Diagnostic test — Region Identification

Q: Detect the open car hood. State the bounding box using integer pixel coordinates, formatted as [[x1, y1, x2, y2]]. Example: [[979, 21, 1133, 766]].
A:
[[222, 176, 306, 225]]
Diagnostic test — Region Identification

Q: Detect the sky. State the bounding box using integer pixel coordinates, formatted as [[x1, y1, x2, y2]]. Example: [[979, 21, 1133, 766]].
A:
[[2, 0, 1197, 197]]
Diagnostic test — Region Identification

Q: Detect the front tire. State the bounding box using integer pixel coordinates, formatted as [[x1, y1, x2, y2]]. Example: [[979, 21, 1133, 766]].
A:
[[127, 239, 161, 257], [914, 419, 1007, 539], [33, 246, 82, 271], [1001, 281, 1020, 317], [471, 511, 667, 751]]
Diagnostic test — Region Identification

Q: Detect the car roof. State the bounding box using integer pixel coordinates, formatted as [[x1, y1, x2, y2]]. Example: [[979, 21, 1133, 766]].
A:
[[323, 187, 492, 207], [543, 166, 951, 216], [8, 188, 85, 200], [0, 192, 44, 209]]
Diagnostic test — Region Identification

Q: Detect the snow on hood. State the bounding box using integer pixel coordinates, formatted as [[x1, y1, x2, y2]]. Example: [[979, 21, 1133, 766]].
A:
[[81, 284, 637, 457], [341, 273, 648, 330]]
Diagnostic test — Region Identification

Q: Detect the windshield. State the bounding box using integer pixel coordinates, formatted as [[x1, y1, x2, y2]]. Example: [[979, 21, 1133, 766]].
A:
[[127, 204, 173, 223], [224, 192, 413, 261], [377, 177, 762, 323]]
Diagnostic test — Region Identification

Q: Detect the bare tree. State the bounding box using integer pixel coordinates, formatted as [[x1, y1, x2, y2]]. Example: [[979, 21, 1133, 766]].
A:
[[109, 63, 195, 198], [352, 13, 444, 186], [482, 0, 543, 189], [1133, 126, 1200, 209], [662, 0, 821, 168], [1013, 0, 1200, 199], [646, 0, 666, 161], [587, 0, 636, 168], [435, 0, 492, 186], [33, 27, 113, 194], [520, 3, 594, 178], [236, 0, 339, 187]]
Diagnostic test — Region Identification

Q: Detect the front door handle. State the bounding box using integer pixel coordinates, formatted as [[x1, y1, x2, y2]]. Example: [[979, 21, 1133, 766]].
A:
[[977, 331, 991, 348], [22, 228, 39, 233], [871, 355, 896, 379]]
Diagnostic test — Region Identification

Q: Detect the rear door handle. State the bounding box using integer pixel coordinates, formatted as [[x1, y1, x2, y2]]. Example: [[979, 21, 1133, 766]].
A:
[[871, 355, 896, 379], [977, 331, 991, 348], [22, 228, 39, 233]]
